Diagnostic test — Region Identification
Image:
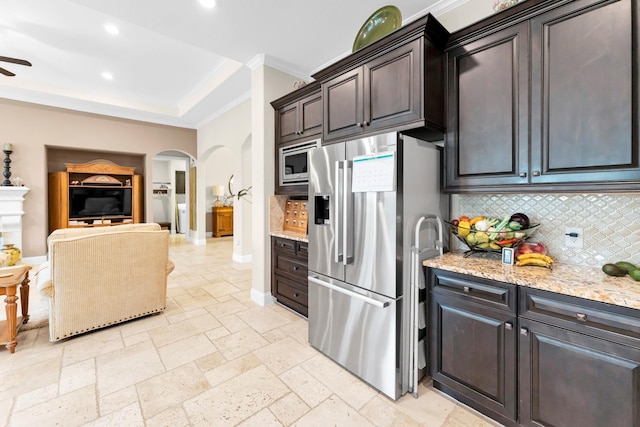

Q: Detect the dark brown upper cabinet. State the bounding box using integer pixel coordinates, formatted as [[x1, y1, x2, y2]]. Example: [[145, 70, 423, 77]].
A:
[[445, 22, 530, 188], [322, 40, 423, 142], [271, 81, 322, 196], [272, 81, 322, 145], [445, 0, 640, 192], [529, 0, 639, 186], [312, 14, 449, 144]]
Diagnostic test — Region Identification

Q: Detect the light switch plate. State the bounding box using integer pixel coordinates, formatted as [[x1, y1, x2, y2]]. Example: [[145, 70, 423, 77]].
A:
[[564, 227, 584, 248]]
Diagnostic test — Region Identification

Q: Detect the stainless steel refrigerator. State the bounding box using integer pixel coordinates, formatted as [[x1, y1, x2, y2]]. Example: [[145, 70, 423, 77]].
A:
[[307, 132, 448, 400]]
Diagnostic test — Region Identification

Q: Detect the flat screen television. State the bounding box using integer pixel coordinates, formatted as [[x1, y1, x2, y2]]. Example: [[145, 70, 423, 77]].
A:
[[69, 187, 132, 219]]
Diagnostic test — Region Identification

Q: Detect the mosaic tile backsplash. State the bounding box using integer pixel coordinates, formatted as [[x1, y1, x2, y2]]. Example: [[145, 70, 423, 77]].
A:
[[454, 193, 640, 268]]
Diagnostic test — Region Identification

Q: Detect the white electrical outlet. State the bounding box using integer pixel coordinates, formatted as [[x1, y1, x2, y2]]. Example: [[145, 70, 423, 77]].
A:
[[564, 227, 584, 248]]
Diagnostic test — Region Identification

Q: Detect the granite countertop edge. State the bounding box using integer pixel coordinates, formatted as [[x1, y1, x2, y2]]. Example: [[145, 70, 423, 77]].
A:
[[269, 230, 308, 243], [423, 252, 640, 311]]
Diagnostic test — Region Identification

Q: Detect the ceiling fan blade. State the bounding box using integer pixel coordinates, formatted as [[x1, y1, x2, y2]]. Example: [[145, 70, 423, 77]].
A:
[[0, 56, 31, 67], [0, 67, 16, 77]]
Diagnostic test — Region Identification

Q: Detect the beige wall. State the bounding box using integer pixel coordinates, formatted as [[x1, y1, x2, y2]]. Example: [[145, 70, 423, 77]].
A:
[[0, 98, 196, 257]]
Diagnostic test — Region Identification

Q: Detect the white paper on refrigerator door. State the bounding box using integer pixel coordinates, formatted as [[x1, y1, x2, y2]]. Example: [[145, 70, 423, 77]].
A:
[[351, 151, 396, 192]]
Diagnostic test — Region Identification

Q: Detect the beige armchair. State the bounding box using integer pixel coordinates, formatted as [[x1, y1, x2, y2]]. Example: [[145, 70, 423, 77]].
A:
[[36, 223, 174, 342]]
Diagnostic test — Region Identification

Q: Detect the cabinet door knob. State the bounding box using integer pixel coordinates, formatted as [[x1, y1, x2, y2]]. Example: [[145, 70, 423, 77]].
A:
[[519, 172, 527, 178], [520, 327, 529, 336], [463, 286, 470, 293], [357, 122, 363, 127], [363, 121, 370, 126], [505, 322, 513, 330], [533, 170, 541, 177], [293, 266, 299, 271], [576, 313, 588, 322], [293, 292, 299, 298]]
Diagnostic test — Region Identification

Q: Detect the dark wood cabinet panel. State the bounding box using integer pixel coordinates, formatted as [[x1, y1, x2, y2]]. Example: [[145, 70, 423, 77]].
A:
[[278, 103, 299, 143], [271, 237, 308, 317], [429, 269, 518, 425], [365, 39, 423, 132], [323, 67, 364, 141], [519, 318, 640, 427], [445, 22, 530, 188], [300, 93, 322, 137], [530, 0, 640, 185], [445, 0, 640, 192]]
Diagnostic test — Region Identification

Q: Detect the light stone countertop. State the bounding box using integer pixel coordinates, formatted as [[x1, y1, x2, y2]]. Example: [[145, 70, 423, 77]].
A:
[[269, 230, 308, 243], [424, 252, 640, 311]]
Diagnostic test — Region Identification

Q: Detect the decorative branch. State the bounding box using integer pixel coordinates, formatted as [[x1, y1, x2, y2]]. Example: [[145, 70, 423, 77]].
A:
[[227, 175, 252, 203]]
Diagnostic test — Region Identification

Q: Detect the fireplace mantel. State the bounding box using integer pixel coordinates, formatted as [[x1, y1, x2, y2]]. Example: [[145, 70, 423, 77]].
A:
[[0, 186, 30, 251]]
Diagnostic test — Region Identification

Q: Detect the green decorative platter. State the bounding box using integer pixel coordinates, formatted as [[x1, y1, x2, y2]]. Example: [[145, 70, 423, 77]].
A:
[[352, 5, 402, 52]]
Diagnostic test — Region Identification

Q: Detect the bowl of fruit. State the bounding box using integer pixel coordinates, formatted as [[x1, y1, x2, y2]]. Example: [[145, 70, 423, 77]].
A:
[[446, 213, 540, 257]]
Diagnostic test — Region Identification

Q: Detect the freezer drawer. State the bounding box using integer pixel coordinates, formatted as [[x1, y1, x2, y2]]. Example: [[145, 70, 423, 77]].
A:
[[308, 273, 402, 400]]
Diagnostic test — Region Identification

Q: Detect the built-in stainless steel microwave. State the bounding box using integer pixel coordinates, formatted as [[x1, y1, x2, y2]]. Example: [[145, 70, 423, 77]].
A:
[[279, 139, 320, 186]]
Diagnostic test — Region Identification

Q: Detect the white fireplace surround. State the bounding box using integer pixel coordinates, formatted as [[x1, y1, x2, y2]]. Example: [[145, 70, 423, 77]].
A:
[[0, 186, 30, 252]]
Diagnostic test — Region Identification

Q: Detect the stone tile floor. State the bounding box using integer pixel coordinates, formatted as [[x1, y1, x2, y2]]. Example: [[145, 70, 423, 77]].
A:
[[0, 235, 501, 426]]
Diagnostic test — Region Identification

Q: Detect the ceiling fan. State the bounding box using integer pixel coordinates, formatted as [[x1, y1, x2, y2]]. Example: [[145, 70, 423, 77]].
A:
[[0, 55, 32, 77]]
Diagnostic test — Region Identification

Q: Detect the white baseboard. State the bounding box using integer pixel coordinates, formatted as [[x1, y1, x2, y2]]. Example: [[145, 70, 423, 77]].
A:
[[232, 253, 252, 263], [205, 232, 212, 238], [251, 288, 275, 306], [192, 238, 207, 246]]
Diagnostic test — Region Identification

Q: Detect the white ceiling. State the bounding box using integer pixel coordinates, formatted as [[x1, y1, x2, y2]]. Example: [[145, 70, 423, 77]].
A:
[[0, 0, 464, 129]]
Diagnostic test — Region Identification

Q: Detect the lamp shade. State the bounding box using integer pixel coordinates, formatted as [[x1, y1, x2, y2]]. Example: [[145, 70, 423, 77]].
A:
[[212, 185, 225, 197]]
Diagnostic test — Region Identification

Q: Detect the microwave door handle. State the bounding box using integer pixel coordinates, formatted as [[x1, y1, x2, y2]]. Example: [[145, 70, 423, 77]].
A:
[[334, 160, 343, 264], [343, 160, 353, 265]]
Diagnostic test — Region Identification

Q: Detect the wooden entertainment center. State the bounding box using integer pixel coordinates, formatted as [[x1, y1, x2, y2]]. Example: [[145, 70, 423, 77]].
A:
[[48, 160, 143, 233]]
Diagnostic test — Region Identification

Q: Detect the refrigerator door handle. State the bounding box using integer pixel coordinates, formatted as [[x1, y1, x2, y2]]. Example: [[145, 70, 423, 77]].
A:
[[334, 161, 343, 263], [308, 275, 390, 308], [343, 160, 353, 265]]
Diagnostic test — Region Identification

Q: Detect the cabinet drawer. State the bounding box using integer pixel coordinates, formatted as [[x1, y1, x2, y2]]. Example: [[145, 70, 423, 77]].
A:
[[274, 274, 308, 317], [273, 237, 296, 256], [274, 255, 308, 281], [520, 288, 640, 345], [429, 268, 516, 312]]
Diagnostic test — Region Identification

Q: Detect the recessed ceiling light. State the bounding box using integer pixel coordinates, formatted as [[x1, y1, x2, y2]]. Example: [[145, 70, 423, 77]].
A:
[[198, 0, 216, 8], [104, 23, 119, 35], [101, 72, 113, 80]]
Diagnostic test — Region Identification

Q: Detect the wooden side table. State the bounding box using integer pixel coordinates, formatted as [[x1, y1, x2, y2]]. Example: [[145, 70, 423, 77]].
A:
[[212, 206, 233, 237], [0, 265, 31, 353]]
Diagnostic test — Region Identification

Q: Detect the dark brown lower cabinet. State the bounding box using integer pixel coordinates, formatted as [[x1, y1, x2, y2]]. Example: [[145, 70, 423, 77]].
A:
[[271, 237, 308, 317], [429, 269, 518, 426], [429, 269, 640, 427], [519, 288, 640, 427]]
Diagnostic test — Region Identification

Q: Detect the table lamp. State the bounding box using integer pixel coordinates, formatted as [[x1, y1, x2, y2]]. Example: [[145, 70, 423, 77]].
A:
[[212, 185, 225, 207]]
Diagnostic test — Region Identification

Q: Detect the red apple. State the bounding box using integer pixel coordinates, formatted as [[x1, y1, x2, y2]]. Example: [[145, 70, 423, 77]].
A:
[[532, 243, 546, 253], [519, 245, 533, 254]]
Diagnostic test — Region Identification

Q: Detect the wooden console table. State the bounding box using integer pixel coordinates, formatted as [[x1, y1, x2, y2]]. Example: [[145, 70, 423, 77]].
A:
[[0, 265, 31, 354]]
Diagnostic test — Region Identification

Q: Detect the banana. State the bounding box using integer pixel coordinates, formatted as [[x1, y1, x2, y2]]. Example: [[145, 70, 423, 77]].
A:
[[517, 253, 554, 264], [516, 258, 552, 268]]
